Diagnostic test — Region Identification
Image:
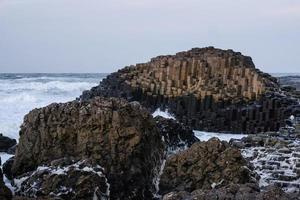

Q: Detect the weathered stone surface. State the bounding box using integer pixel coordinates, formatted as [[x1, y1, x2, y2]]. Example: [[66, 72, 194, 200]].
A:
[[13, 158, 109, 200], [238, 131, 300, 193], [3, 157, 14, 180], [80, 47, 299, 134], [0, 166, 13, 200], [0, 133, 16, 153], [155, 116, 199, 154], [159, 138, 257, 195], [11, 97, 164, 199], [162, 184, 300, 200]]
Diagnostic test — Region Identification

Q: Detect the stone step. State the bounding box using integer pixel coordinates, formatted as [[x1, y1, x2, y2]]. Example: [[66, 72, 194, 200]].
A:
[[261, 165, 275, 170], [278, 148, 292, 154], [274, 174, 299, 181], [266, 161, 281, 167], [292, 153, 300, 158], [269, 156, 286, 161], [273, 181, 300, 189], [294, 168, 300, 176]]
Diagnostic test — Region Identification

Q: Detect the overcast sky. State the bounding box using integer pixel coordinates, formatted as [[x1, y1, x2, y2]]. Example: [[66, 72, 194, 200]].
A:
[[0, 0, 299, 73]]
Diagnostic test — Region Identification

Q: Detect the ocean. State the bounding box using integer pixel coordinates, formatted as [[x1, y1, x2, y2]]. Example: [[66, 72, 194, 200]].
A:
[[0, 73, 106, 140]]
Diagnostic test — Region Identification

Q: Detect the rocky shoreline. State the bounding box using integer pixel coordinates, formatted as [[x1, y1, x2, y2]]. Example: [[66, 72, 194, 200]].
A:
[[0, 47, 299, 199]]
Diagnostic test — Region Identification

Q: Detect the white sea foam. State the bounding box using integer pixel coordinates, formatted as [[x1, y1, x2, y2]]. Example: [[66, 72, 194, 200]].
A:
[[0, 153, 14, 193], [152, 108, 175, 120], [194, 130, 247, 142], [0, 74, 103, 140]]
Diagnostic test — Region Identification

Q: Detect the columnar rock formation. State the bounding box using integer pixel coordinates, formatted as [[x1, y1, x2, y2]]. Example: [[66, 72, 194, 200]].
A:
[[81, 47, 299, 134], [11, 97, 164, 199], [158, 138, 257, 195], [123, 48, 272, 101]]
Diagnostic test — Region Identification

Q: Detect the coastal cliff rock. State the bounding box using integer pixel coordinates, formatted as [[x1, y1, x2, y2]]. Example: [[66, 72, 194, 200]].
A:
[[81, 47, 299, 134], [154, 116, 199, 154], [158, 138, 258, 195], [11, 97, 164, 199]]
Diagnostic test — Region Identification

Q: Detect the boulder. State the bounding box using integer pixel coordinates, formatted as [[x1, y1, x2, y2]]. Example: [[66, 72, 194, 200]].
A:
[[0, 134, 16, 153], [155, 116, 199, 154], [12, 97, 164, 199], [13, 158, 109, 200], [159, 138, 257, 195]]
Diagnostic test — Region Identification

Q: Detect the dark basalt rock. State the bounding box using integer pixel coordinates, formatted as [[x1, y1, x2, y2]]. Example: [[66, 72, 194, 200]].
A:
[[13, 158, 109, 200], [154, 116, 199, 154], [159, 138, 258, 195], [162, 184, 299, 200], [11, 97, 164, 199], [3, 157, 14, 180], [0, 134, 16, 153], [278, 75, 300, 91], [234, 126, 300, 193], [0, 166, 13, 200], [6, 145, 17, 155], [80, 47, 299, 134]]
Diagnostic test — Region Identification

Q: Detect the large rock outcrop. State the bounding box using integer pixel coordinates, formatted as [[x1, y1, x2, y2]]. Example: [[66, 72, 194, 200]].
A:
[[80, 47, 299, 134], [154, 116, 199, 154], [158, 138, 257, 195], [11, 97, 164, 199]]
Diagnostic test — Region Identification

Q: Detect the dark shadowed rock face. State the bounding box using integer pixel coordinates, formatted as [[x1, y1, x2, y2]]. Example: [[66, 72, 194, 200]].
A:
[[3, 157, 14, 181], [0, 166, 12, 200], [80, 47, 299, 134], [0, 134, 16, 153], [154, 116, 199, 155], [11, 97, 164, 199], [162, 184, 299, 200], [159, 138, 258, 195]]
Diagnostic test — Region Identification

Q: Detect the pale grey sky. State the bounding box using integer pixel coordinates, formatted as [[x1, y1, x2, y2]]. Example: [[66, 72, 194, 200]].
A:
[[0, 0, 299, 73]]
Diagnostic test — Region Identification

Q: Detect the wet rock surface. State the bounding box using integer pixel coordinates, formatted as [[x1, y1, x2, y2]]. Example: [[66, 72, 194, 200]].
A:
[[80, 47, 299, 134], [155, 116, 199, 155], [0, 134, 17, 153], [11, 97, 164, 199], [162, 184, 300, 200], [230, 119, 300, 193], [0, 166, 13, 200], [3, 157, 14, 180], [13, 158, 109, 200], [159, 138, 257, 195], [239, 134, 300, 192]]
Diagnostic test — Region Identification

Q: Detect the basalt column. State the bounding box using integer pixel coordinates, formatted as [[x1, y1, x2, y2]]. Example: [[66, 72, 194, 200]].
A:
[[81, 47, 299, 134]]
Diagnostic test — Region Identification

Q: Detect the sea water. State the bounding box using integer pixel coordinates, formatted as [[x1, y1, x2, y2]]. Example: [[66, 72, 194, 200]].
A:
[[0, 73, 106, 140]]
